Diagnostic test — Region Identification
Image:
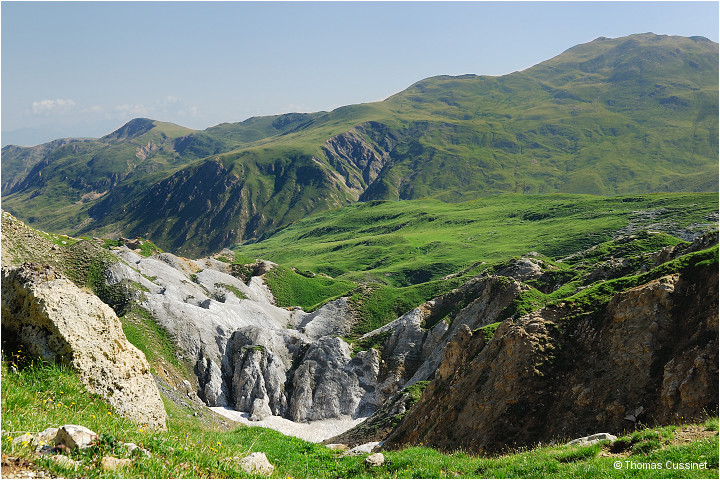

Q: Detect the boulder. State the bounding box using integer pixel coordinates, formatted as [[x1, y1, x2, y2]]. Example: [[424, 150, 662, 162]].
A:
[[236, 452, 274, 476], [123, 442, 150, 457], [100, 456, 133, 471], [364, 452, 385, 467], [35, 428, 59, 446], [567, 433, 617, 446], [342, 441, 381, 457], [55, 425, 97, 450], [1, 264, 167, 429]]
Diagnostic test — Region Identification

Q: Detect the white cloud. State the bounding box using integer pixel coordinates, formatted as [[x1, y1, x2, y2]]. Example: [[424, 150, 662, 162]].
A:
[[161, 96, 180, 106], [114, 103, 150, 117], [32, 98, 76, 115], [83, 105, 104, 114]]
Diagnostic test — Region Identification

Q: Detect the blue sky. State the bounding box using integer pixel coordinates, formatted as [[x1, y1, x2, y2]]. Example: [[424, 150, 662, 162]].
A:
[[2, 1, 718, 146]]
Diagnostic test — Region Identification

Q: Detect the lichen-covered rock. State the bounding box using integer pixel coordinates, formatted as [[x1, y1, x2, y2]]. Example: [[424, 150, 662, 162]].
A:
[[1, 264, 167, 429], [364, 452, 385, 467], [100, 456, 133, 471], [236, 452, 274, 476]]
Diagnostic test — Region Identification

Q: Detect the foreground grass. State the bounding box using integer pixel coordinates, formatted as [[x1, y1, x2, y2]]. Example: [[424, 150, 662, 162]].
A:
[[2, 357, 717, 478]]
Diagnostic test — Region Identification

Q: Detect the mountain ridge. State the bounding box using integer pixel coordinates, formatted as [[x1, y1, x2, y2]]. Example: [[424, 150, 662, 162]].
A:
[[2, 33, 717, 256]]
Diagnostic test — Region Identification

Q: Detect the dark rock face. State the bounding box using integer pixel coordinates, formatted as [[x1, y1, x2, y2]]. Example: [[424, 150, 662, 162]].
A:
[[322, 123, 396, 190], [383, 263, 718, 454]]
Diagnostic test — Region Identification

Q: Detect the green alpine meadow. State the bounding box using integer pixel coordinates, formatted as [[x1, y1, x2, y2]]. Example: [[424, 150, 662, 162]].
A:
[[1, 29, 718, 480]]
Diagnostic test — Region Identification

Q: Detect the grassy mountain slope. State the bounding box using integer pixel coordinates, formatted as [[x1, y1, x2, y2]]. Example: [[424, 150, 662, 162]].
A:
[[234, 192, 718, 286], [369, 34, 718, 199], [1, 113, 326, 240], [2, 33, 717, 256], [235, 192, 717, 337], [1, 204, 717, 476]]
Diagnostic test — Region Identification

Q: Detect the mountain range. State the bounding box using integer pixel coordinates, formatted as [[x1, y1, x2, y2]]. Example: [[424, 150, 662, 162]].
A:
[[2, 33, 718, 256]]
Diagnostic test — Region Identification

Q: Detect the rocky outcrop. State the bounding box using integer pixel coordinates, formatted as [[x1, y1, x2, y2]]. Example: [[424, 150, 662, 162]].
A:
[[383, 260, 718, 454], [105, 247, 301, 406], [365, 309, 429, 403], [1, 264, 167, 429], [495, 256, 544, 282], [322, 122, 397, 192], [289, 337, 380, 422], [216, 273, 525, 425], [297, 297, 355, 340], [100, 245, 388, 424], [360, 275, 527, 403], [230, 345, 289, 420], [384, 309, 560, 453]]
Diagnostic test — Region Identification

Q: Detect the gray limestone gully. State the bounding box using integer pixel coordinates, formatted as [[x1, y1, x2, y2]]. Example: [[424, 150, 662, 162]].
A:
[[106, 246, 531, 424], [105, 247, 380, 422]]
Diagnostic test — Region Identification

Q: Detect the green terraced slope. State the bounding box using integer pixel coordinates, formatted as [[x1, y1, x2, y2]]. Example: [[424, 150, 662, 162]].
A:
[[233, 192, 718, 287], [2, 33, 717, 256]]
